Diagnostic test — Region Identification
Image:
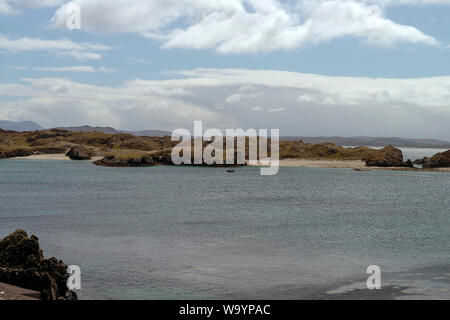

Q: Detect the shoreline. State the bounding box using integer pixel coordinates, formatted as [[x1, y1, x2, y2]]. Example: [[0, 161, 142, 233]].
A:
[[0, 282, 39, 300], [6, 154, 450, 172], [11, 153, 103, 161]]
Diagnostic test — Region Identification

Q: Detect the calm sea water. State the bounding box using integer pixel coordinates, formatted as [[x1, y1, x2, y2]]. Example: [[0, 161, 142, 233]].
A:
[[0, 150, 449, 299]]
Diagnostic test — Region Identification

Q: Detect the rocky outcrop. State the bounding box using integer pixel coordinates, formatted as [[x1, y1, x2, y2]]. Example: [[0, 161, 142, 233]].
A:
[[0, 148, 33, 159], [94, 149, 247, 167], [0, 230, 77, 300], [363, 145, 405, 167], [32, 146, 67, 154], [422, 150, 450, 168], [66, 146, 95, 160], [413, 157, 429, 166], [403, 159, 414, 168], [94, 152, 156, 167]]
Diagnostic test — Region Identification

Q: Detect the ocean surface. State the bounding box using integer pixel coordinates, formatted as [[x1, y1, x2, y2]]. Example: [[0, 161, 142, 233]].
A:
[[0, 147, 449, 300]]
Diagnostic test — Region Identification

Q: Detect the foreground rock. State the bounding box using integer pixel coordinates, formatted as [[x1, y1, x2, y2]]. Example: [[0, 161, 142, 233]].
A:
[[66, 146, 95, 160], [363, 145, 411, 167], [0, 230, 77, 300], [423, 150, 450, 168]]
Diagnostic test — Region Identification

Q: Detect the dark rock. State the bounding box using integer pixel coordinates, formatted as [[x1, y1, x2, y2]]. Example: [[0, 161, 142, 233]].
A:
[[363, 145, 404, 167], [66, 146, 95, 160], [151, 150, 174, 165], [423, 150, 450, 168], [33, 146, 67, 154], [0, 148, 34, 158], [0, 230, 77, 300], [413, 157, 429, 165], [94, 152, 156, 167], [403, 159, 414, 168]]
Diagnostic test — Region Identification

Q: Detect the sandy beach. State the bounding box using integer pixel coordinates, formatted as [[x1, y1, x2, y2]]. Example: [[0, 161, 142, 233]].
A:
[[12, 153, 71, 160], [8, 155, 450, 172], [0, 282, 39, 300], [278, 159, 366, 168], [12, 153, 103, 161], [260, 159, 450, 172]]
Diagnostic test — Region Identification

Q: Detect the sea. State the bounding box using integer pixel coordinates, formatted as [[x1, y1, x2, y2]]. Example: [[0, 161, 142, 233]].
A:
[[0, 147, 449, 299]]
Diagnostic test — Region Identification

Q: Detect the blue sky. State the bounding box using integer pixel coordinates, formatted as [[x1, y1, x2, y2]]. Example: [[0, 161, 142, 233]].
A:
[[1, 0, 450, 139]]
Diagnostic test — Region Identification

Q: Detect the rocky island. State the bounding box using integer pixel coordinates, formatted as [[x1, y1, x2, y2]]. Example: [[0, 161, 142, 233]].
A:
[[0, 128, 449, 171]]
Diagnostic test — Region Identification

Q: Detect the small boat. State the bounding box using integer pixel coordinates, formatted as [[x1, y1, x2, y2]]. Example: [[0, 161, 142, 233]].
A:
[[227, 169, 235, 173]]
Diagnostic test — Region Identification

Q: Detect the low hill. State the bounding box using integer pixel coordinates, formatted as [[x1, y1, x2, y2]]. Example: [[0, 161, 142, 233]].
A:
[[281, 136, 450, 149], [0, 120, 43, 132], [54, 125, 171, 137]]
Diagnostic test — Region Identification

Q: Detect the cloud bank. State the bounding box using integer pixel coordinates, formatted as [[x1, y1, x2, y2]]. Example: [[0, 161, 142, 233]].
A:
[[1, 68, 450, 139], [48, 0, 442, 53]]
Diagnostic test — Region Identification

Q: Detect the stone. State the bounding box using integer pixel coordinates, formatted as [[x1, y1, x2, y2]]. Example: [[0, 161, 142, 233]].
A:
[[423, 150, 450, 168], [66, 146, 95, 160], [0, 230, 77, 300], [363, 145, 404, 167]]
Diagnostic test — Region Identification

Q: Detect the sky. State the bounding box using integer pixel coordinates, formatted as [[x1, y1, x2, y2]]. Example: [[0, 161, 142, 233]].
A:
[[1, 0, 450, 139]]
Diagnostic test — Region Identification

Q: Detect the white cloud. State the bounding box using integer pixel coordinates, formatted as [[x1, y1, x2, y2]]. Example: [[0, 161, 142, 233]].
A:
[[269, 107, 286, 112], [0, 76, 236, 130], [8, 65, 116, 73], [0, 0, 17, 14], [48, 0, 442, 53], [1, 68, 450, 138], [0, 34, 110, 60], [225, 85, 263, 104], [0, 0, 65, 15], [125, 57, 152, 65]]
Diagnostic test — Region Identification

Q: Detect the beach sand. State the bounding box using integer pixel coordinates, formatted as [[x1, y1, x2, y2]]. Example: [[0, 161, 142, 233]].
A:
[[0, 282, 39, 300], [12, 153, 71, 160], [261, 159, 450, 172], [12, 153, 103, 161], [9, 155, 450, 172], [278, 159, 366, 168]]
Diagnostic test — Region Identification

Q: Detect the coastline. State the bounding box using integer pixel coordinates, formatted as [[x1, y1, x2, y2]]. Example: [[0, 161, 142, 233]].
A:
[[11, 153, 103, 161], [278, 159, 366, 168], [0, 282, 39, 300], [7, 154, 450, 172]]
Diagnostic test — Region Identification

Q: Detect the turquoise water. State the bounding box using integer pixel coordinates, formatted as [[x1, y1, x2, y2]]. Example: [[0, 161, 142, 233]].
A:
[[0, 159, 449, 299]]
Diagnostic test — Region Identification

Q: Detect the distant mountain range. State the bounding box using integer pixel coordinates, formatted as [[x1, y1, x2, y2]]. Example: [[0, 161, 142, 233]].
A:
[[281, 136, 450, 149], [0, 120, 43, 132], [54, 125, 172, 137], [1, 121, 449, 148]]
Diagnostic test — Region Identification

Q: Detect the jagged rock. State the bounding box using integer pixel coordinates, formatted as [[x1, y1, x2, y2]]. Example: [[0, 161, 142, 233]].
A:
[[414, 157, 429, 165], [423, 150, 450, 168], [94, 152, 156, 167], [0, 230, 77, 300], [403, 159, 414, 168], [363, 145, 404, 167], [0, 148, 33, 158], [66, 146, 95, 160]]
